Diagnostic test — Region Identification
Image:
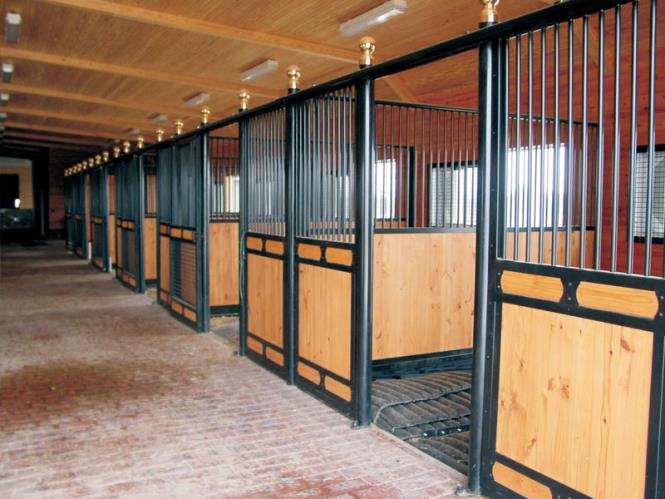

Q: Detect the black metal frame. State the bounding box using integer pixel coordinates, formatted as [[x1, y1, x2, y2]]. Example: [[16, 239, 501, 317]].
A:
[[89, 165, 109, 272]]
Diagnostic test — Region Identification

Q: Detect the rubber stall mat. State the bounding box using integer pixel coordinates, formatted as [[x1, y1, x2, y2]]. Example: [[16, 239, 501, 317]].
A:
[[410, 432, 470, 475]]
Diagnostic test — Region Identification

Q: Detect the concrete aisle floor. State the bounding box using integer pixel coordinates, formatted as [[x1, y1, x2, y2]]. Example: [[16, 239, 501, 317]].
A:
[[0, 242, 464, 499]]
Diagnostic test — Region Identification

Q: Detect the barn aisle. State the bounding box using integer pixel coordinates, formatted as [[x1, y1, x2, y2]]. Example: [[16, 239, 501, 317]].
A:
[[0, 242, 463, 498]]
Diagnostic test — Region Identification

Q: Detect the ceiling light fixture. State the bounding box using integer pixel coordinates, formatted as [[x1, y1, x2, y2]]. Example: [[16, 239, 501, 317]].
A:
[[339, 0, 407, 37], [241, 59, 278, 82], [0, 93, 8, 106], [149, 113, 168, 124], [125, 128, 140, 136], [184, 92, 209, 108], [5, 12, 22, 44], [2, 62, 13, 83]]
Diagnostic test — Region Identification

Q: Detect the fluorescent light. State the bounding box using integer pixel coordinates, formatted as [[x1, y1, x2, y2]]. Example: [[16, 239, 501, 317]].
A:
[[149, 113, 168, 124], [241, 59, 278, 82], [184, 92, 209, 107], [0, 93, 8, 106], [339, 0, 407, 37], [2, 62, 13, 83], [5, 12, 21, 43]]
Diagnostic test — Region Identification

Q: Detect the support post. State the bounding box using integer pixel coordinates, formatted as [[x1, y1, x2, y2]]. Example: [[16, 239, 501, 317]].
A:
[[198, 132, 211, 333], [238, 118, 249, 357], [136, 152, 146, 294]]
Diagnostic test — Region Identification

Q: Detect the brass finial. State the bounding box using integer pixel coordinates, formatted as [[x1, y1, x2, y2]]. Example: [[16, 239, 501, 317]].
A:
[[122, 141, 131, 153], [102, 151, 109, 162], [201, 107, 211, 125], [287, 65, 301, 94], [113, 146, 121, 158], [239, 90, 250, 112], [87, 158, 95, 169], [95, 154, 102, 165], [359, 36, 376, 68], [480, 0, 500, 24], [174, 120, 184, 135], [137, 136, 145, 149], [156, 129, 165, 142]]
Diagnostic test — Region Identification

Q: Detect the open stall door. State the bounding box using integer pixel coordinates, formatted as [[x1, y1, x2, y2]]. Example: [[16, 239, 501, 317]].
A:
[[156, 137, 208, 331], [114, 156, 144, 292], [89, 167, 109, 271], [72, 174, 87, 259]]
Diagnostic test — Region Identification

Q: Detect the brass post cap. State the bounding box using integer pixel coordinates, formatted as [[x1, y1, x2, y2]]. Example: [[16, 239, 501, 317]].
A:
[[137, 136, 145, 149], [156, 129, 165, 142], [359, 36, 376, 67], [122, 141, 131, 153], [287, 65, 301, 91], [95, 154, 102, 165], [239, 90, 250, 111], [174, 120, 184, 135], [113, 146, 121, 158], [102, 151, 109, 162], [201, 107, 211, 125], [480, 0, 500, 24]]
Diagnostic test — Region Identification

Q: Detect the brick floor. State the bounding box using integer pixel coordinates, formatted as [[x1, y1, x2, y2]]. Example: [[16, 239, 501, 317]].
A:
[[0, 242, 464, 498]]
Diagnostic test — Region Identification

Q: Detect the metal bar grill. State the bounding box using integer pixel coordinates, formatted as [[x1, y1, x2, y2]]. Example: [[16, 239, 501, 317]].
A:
[[209, 136, 240, 219]]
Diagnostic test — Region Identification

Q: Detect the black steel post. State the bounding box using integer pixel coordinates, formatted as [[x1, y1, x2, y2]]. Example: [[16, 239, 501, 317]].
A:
[[238, 118, 249, 356], [137, 153, 146, 293], [353, 77, 375, 427], [468, 29, 498, 495], [284, 100, 297, 385], [199, 133, 211, 333]]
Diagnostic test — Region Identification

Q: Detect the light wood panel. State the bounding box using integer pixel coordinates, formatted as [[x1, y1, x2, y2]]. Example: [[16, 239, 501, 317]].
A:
[[159, 235, 170, 292], [297, 362, 321, 385], [501, 271, 563, 302], [325, 247, 353, 266], [372, 232, 475, 360], [577, 282, 659, 319], [324, 377, 351, 402], [108, 214, 115, 265], [298, 243, 321, 261], [143, 217, 157, 281], [492, 462, 551, 498], [265, 347, 284, 367], [298, 264, 352, 380], [246, 237, 263, 251], [247, 253, 283, 347], [497, 304, 653, 498], [209, 222, 240, 307]]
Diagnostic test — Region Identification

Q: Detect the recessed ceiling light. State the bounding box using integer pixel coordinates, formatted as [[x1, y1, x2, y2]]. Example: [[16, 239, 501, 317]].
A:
[[339, 0, 407, 37], [5, 12, 21, 44], [184, 92, 209, 108], [149, 113, 168, 124], [2, 62, 13, 83], [241, 60, 278, 82]]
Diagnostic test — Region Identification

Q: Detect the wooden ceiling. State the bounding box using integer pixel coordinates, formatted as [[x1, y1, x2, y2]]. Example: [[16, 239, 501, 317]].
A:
[[0, 0, 551, 158]]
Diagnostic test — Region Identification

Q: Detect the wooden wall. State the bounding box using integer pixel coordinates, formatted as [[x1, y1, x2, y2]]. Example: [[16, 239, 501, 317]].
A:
[[496, 303, 652, 498], [0, 159, 33, 209], [247, 253, 283, 349], [372, 232, 475, 360], [209, 222, 239, 307], [143, 217, 157, 281]]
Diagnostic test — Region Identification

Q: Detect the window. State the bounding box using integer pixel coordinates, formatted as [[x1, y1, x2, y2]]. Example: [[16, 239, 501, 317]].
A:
[[505, 143, 567, 229], [375, 159, 397, 219], [430, 163, 478, 227], [633, 145, 665, 242]]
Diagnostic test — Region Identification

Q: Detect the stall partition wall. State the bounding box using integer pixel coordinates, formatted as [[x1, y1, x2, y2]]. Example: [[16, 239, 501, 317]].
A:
[[156, 137, 208, 332], [64, 177, 74, 251], [144, 156, 158, 286], [107, 168, 116, 270], [114, 156, 144, 292], [89, 167, 109, 271], [70, 173, 87, 258], [209, 136, 240, 315]]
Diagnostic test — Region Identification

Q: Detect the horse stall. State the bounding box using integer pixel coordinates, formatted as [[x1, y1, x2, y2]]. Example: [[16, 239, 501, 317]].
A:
[[113, 154, 145, 292], [70, 171, 87, 259], [155, 134, 208, 331], [107, 163, 116, 272], [89, 165, 109, 271], [64, 174, 74, 252]]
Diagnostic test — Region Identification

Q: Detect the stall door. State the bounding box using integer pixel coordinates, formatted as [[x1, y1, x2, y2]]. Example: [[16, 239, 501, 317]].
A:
[[114, 156, 143, 291]]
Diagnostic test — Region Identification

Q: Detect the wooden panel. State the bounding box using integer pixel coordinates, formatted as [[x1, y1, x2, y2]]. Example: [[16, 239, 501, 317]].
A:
[[504, 230, 595, 267], [171, 301, 184, 315], [143, 217, 157, 281], [577, 282, 659, 319], [171, 227, 182, 239], [497, 304, 653, 498], [325, 247, 353, 266], [179, 242, 197, 306], [324, 377, 351, 401], [247, 336, 264, 355], [247, 253, 283, 347], [265, 347, 284, 367], [265, 239, 284, 255], [372, 233, 475, 360], [108, 214, 116, 265], [246, 237, 263, 251], [298, 243, 321, 261], [297, 362, 321, 385], [182, 229, 195, 241], [183, 307, 196, 323], [159, 290, 169, 303], [209, 222, 239, 307], [298, 264, 352, 380], [116, 227, 122, 270], [159, 235, 170, 292], [85, 174, 91, 243], [160, 224, 169, 235], [500, 271, 563, 302], [492, 462, 551, 498]]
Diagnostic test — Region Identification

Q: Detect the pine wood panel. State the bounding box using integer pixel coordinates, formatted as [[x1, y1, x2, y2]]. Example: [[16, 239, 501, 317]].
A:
[[143, 217, 157, 281], [108, 214, 115, 265], [576, 282, 659, 319], [372, 232, 475, 360], [298, 264, 352, 380], [297, 362, 320, 385], [497, 304, 653, 498], [209, 222, 240, 307], [325, 247, 353, 266], [492, 462, 551, 498], [247, 253, 283, 348], [159, 235, 170, 292], [500, 271, 563, 302]]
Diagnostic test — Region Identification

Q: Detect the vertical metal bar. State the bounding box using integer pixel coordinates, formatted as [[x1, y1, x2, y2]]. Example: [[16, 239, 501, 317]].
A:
[[566, 19, 574, 267], [526, 31, 534, 262], [594, 11, 605, 270], [353, 77, 374, 427], [238, 118, 249, 357], [644, 0, 657, 275], [463, 111, 469, 227], [611, 5, 621, 272], [515, 35, 522, 260], [284, 101, 296, 384], [552, 23, 561, 265], [539, 27, 547, 263], [421, 109, 426, 227], [579, 15, 589, 268], [199, 133, 210, 333]]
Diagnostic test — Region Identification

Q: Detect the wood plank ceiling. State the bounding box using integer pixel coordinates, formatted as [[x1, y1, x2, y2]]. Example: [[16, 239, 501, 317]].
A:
[[0, 0, 550, 157]]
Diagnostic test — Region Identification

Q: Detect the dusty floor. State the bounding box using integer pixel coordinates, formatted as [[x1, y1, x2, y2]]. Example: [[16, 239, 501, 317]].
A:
[[0, 242, 464, 498]]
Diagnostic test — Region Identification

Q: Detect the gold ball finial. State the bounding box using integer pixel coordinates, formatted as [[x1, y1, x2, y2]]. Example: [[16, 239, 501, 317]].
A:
[[239, 90, 250, 112], [87, 158, 95, 169], [201, 107, 211, 125], [156, 129, 165, 142], [113, 146, 121, 158], [102, 151, 109, 162], [287, 65, 301, 93], [174, 120, 184, 135], [480, 0, 500, 24], [359, 36, 376, 68], [137, 136, 145, 149], [95, 154, 102, 165], [122, 141, 131, 154]]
